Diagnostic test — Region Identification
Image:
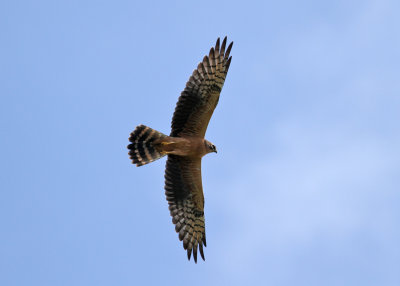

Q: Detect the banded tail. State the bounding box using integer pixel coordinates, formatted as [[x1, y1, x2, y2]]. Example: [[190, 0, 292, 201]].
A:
[[128, 125, 167, 166]]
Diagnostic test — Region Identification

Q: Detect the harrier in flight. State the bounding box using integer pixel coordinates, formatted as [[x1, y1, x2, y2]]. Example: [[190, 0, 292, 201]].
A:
[[127, 37, 233, 263]]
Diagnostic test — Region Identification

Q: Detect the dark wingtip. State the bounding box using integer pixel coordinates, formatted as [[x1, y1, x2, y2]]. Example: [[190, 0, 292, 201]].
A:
[[225, 41, 233, 59], [221, 37, 227, 54], [225, 56, 232, 73], [199, 243, 205, 261], [209, 47, 215, 58], [193, 248, 198, 263], [215, 38, 220, 51]]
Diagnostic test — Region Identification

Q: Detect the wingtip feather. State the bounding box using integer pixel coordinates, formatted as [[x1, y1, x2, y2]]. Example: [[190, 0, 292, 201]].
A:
[[199, 243, 205, 261], [221, 37, 227, 54], [202, 233, 207, 247], [225, 56, 232, 73], [225, 41, 233, 60], [215, 38, 220, 52], [193, 244, 198, 263]]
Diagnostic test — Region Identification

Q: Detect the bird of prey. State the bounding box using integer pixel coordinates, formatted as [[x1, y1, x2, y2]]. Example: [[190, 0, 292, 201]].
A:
[[127, 37, 233, 263]]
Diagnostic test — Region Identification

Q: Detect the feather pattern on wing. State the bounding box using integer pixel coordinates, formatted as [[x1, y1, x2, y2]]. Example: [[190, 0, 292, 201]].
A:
[[165, 155, 206, 262], [171, 37, 233, 138]]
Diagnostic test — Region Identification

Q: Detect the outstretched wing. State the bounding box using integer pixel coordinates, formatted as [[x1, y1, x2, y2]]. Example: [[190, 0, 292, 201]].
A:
[[170, 37, 233, 138], [165, 155, 206, 263]]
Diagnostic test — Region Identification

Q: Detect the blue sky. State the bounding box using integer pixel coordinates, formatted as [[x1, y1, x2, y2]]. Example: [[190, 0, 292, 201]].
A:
[[1, 0, 399, 285]]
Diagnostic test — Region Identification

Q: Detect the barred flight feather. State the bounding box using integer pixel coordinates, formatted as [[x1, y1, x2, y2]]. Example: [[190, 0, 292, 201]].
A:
[[127, 125, 167, 166], [165, 155, 206, 263], [170, 36, 233, 137]]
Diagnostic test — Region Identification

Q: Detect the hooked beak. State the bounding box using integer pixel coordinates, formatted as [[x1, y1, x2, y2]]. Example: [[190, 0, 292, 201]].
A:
[[214, 148, 217, 153]]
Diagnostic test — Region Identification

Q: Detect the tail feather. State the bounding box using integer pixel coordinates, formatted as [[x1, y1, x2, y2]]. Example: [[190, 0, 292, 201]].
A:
[[128, 125, 167, 166]]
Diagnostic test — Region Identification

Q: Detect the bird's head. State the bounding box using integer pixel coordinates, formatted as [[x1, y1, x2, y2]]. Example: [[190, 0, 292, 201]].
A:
[[205, 140, 217, 154]]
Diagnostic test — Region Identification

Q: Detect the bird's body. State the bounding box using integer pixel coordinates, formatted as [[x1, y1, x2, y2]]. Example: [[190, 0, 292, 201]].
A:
[[156, 136, 214, 158], [127, 37, 233, 262]]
